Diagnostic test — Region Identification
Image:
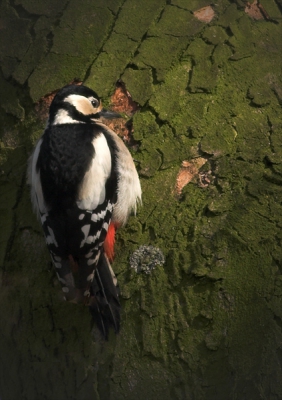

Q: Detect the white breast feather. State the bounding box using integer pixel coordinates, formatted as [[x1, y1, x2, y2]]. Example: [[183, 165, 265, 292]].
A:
[[77, 134, 112, 210]]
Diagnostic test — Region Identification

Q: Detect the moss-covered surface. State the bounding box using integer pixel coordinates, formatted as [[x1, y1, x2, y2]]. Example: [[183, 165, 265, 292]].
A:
[[1, 0, 282, 399]]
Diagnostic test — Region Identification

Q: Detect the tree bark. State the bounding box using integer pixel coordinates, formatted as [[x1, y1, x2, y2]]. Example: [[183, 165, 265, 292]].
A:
[[1, 1, 282, 399]]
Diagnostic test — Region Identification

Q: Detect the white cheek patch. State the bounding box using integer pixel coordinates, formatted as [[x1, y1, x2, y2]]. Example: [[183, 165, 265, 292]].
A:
[[64, 94, 98, 116]]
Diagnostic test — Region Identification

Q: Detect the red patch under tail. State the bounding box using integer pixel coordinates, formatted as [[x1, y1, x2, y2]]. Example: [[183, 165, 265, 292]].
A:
[[103, 222, 116, 262]]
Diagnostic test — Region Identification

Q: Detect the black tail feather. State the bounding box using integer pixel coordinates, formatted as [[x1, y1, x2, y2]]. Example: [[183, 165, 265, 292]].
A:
[[89, 252, 120, 339]]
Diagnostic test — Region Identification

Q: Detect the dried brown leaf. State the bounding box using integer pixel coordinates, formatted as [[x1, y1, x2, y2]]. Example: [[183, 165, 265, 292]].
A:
[[110, 81, 139, 115], [103, 81, 140, 143], [174, 157, 208, 197]]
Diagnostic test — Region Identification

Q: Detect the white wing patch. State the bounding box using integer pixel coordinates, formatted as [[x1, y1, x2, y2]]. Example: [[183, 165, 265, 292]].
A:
[[87, 253, 100, 266], [85, 231, 101, 245], [46, 226, 58, 247], [91, 208, 106, 222], [80, 224, 91, 248], [77, 134, 112, 210], [102, 222, 109, 231]]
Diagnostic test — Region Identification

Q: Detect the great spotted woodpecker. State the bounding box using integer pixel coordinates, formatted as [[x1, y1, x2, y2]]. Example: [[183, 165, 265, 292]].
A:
[[28, 84, 141, 338]]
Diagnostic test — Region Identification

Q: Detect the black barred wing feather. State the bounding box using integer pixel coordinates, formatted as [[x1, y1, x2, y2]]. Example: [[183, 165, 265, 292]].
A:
[[39, 199, 114, 302]]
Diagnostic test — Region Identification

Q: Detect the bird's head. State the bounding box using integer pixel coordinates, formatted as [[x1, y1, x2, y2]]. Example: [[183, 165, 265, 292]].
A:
[[49, 84, 120, 125]]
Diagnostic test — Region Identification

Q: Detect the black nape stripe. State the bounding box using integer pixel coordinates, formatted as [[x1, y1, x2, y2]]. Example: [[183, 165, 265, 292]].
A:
[[55, 102, 98, 124]]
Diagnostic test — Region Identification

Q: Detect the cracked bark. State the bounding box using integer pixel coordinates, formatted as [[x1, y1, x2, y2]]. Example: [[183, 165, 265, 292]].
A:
[[1, 1, 282, 400]]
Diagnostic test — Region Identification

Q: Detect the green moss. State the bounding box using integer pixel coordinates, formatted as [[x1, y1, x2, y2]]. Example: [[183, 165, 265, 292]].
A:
[[13, 36, 49, 85], [228, 15, 256, 59], [29, 53, 91, 100], [134, 37, 188, 82], [150, 62, 191, 120], [14, 0, 68, 16], [212, 43, 233, 66], [216, 3, 242, 27], [148, 5, 202, 37], [0, 75, 25, 119], [86, 35, 139, 97], [122, 68, 153, 106], [258, 0, 281, 18], [202, 26, 229, 46], [200, 125, 236, 156], [27, 0, 116, 99], [183, 38, 214, 62], [114, 0, 166, 41], [0, 0, 32, 78], [51, 0, 113, 57], [171, 0, 214, 10], [190, 59, 218, 93], [133, 110, 159, 140], [0, 207, 14, 268]]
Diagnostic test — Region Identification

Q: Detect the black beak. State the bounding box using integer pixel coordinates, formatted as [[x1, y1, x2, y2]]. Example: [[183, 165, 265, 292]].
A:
[[98, 108, 121, 119]]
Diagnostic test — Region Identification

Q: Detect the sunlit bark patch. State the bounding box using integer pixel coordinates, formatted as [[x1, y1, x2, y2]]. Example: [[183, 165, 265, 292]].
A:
[[245, 0, 270, 20], [102, 81, 140, 144], [193, 6, 215, 23]]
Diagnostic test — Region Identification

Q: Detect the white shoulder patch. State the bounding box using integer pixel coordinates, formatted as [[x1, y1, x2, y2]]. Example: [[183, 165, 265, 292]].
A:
[[77, 133, 112, 210]]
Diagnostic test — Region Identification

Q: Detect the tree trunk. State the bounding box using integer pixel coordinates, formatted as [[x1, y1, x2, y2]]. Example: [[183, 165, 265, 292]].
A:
[[1, 0, 282, 399]]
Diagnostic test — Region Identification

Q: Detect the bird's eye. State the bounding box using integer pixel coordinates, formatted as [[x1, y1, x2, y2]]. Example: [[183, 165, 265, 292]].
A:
[[91, 99, 99, 108]]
